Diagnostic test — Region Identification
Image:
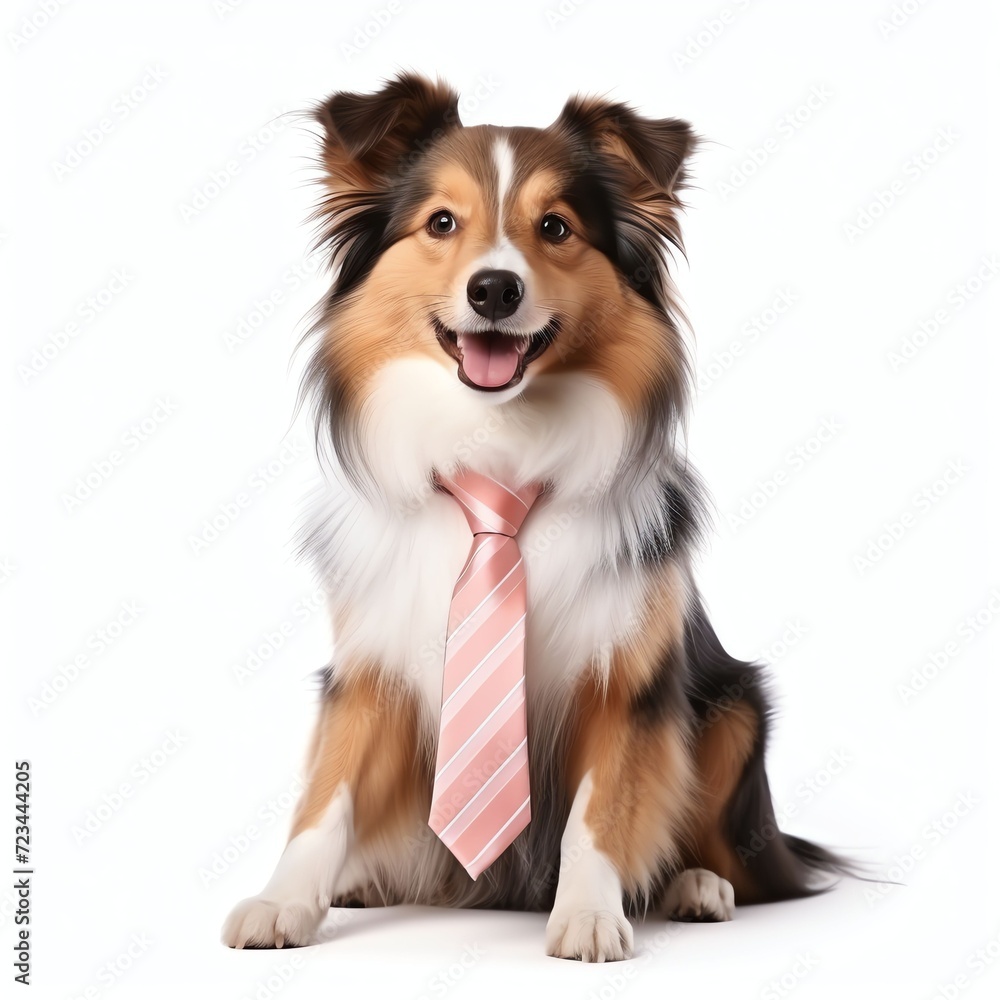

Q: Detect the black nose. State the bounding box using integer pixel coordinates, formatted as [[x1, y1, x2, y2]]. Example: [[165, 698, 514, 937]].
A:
[[467, 269, 524, 322]]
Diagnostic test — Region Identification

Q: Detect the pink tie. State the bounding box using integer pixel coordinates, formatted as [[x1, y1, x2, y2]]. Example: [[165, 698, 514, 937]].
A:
[[429, 469, 543, 879]]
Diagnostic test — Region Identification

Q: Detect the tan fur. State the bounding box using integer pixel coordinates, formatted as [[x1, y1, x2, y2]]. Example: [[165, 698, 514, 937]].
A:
[[566, 565, 696, 893], [548, 294, 684, 416], [290, 669, 426, 843], [683, 701, 761, 902]]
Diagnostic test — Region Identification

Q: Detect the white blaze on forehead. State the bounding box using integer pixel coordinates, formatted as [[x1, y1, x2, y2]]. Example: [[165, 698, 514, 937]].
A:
[[442, 134, 551, 335], [493, 137, 516, 235], [467, 138, 530, 293]]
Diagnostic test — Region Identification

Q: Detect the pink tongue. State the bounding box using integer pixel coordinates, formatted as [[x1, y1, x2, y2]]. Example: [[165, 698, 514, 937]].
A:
[[458, 333, 521, 388]]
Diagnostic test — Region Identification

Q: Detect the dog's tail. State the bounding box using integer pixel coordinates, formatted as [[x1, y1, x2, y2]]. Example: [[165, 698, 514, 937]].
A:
[[723, 748, 858, 901]]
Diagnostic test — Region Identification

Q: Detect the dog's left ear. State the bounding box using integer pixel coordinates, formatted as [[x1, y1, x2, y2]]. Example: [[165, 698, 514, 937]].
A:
[[314, 73, 461, 192], [555, 97, 698, 305], [555, 95, 696, 197]]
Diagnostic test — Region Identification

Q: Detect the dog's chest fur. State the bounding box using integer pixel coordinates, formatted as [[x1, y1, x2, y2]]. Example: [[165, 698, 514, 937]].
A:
[[304, 359, 658, 730], [313, 479, 650, 723]]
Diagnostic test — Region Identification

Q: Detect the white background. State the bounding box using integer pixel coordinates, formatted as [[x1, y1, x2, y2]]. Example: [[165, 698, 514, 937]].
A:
[[3, 0, 999, 997]]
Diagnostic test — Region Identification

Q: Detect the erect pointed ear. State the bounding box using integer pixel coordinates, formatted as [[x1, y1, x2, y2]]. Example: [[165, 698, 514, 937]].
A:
[[313, 73, 462, 191], [556, 95, 697, 197]]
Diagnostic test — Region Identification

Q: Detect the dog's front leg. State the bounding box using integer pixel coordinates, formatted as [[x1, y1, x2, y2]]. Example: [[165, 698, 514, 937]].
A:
[[546, 763, 634, 962], [222, 669, 421, 948], [546, 593, 696, 962]]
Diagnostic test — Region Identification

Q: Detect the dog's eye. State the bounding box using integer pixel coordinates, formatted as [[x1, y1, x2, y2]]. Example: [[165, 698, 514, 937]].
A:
[[427, 211, 457, 236], [540, 214, 571, 243]]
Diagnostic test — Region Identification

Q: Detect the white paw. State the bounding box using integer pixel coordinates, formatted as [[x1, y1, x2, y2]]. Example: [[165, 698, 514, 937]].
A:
[[546, 908, 634, 962], [221, 895, 325, 949], [664, 868, 735, 922]]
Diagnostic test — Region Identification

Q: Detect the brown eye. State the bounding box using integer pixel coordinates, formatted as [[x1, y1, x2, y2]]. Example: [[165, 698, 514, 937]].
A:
[[427, 211, 457, 236], [540, 214, 570, 243]]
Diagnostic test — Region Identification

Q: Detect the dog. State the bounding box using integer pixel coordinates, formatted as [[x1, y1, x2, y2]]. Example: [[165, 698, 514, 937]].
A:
[[221, 73, 846, 961]]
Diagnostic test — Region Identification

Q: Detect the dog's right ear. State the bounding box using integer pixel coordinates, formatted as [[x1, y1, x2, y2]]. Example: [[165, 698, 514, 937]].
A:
[[314, 73, 462, 192]]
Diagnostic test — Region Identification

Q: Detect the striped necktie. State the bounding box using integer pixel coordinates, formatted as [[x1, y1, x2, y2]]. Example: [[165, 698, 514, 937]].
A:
[[428, 469, 543, 879]]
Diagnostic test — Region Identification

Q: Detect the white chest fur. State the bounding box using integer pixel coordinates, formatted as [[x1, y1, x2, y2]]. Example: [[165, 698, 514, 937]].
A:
[[303, 358, 657, 725]]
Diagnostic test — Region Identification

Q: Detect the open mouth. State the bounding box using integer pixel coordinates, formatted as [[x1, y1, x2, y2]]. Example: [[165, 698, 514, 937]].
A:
[[433, 318, 558, 391]]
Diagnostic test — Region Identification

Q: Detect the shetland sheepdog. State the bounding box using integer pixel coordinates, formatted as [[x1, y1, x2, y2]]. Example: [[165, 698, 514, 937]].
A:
[[222, 73, 846, 961]]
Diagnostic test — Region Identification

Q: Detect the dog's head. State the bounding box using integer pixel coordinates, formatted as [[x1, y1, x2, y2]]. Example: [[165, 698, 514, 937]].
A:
[[305, 73, 697, 494]]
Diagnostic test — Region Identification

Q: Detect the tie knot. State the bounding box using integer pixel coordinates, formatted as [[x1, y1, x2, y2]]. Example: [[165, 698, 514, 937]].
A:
[[436, 469, 542, 537]]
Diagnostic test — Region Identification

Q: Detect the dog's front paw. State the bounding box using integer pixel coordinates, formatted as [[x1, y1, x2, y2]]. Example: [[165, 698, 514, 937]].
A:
[[663, 868, 735, 922], [546, 908, 634, 962], [221, 895, 325, 949]]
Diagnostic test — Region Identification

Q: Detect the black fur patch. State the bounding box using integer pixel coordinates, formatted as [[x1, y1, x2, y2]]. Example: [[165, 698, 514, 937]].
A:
[[561, 155, 667, 311], [561, 166, 624, 274], [617, 467, 707, 568], [629, 644, 689, 727], [642, 481, 696, 564], [326, 204, 393, 300]]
